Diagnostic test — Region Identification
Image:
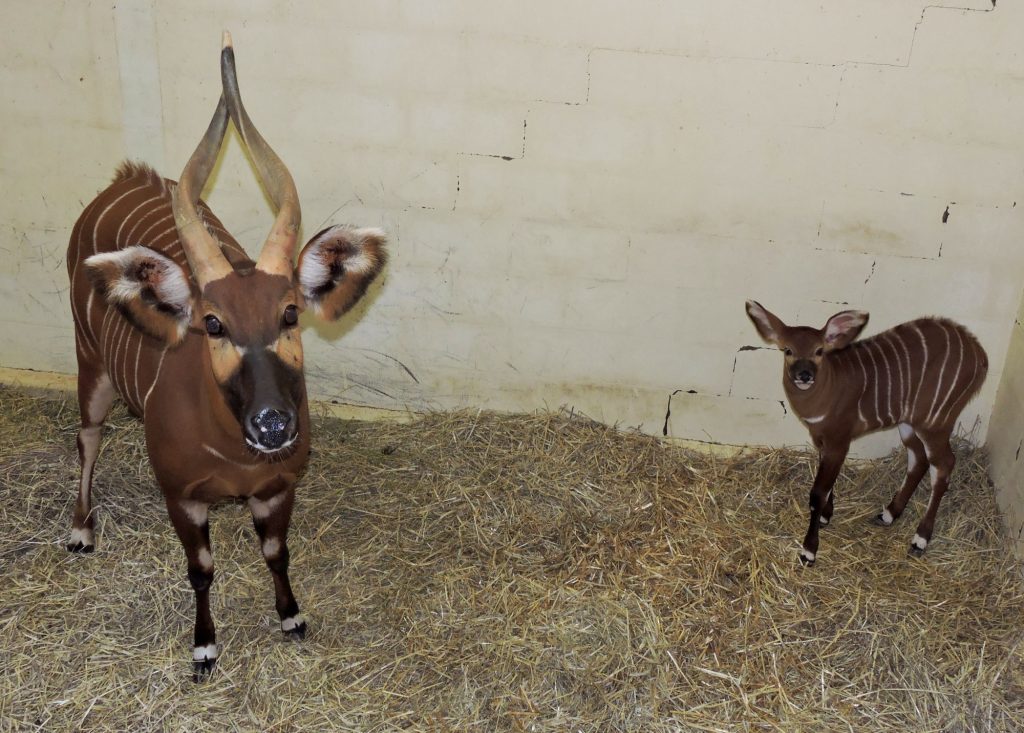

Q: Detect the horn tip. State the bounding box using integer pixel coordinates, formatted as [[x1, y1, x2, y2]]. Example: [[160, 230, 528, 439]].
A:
[[222, 30, 233, 49]]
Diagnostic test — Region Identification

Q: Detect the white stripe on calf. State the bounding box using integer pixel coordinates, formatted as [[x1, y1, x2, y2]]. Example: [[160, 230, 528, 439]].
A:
[[281, 614, 306, 633], [927, 322, 951, 425], [193, 643, 219, 661], [69, 527, 94, 547], [935, 327, 965, 426], [910, 324, 928, 419]]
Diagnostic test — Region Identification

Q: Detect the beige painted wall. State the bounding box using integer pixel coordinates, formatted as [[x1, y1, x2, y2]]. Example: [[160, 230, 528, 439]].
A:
[[2, 1, 1022, 457], [989, 289, 1024, 556]]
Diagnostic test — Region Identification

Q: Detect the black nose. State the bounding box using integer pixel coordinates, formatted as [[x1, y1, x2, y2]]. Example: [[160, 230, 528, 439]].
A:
[[250, 408, 293, 449], [798, 370, 813, 382]]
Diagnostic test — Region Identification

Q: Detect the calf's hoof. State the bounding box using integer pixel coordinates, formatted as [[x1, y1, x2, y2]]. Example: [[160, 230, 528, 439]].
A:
[[871, 508, 895, 527], [67, 528, 95, 553], [798, 548, 816, 567], [282, 613, 307, 640], [907, 534, 929, 558]]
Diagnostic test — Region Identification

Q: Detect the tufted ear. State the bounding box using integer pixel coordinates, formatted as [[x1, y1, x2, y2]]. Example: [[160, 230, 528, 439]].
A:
[[822, 310, 869, 351], [296, 225, 387, 321], [745, 300, 788, 347], [85, 246, 196, 345]]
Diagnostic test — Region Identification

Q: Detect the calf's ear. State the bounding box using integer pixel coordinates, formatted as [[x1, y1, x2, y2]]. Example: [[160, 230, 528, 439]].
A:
[[823, 310, 869, 351], [745, 300, 787, 347]]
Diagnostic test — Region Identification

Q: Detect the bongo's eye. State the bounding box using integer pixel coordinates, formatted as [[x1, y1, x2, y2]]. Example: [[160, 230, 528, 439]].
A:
[[205, 315, 224, 337], [283, 304, 299, 327], [815, 347, 824, 357], [783, 348, 793, 357]]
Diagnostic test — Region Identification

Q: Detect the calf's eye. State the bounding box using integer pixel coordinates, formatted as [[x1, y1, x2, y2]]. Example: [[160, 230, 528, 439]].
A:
[[815, 347, 824, 357], [205, 315, 224, 337], [783, 348, 793, 356], [283, 304, 299, 327]]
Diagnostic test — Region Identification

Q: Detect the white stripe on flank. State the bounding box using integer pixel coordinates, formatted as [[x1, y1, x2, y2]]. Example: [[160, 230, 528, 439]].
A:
[[876, 339, 895, 424], [852, 347, 869, 427], [864, 341, 881, 428], [909, 324, 928, 420], [83, 290, 98, 355], [116, 195, 164, 248], [91, 183, 150, 255], [134, 215, 174, 249], [926, 322, 951, 425], [891, 331, 912, 417], [131, 329, 143, 412], [142, 347, 168, 411], [121, 326, 135, 412], [123, 203, 164, 245], [935, 326, 964, 427], [114, 318, 131, 400], [69, 197, 103, 339]]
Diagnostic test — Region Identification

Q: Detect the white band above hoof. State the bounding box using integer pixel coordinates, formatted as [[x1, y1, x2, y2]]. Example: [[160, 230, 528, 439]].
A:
[[911, 534, 928, 551], [69, 527, 94, 546], [193, 643, 219, 662], [880, 508, 894, 526], [799, 548, 816, 563], [281, 614, 306, 632]]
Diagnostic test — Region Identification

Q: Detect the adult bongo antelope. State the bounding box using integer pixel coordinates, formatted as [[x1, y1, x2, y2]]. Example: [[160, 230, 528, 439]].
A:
[[745, 301, 987, 566], [66, 33, 386, 677]]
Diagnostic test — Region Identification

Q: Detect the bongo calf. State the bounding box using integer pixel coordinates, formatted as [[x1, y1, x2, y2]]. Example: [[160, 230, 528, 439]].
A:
[[745, 301, 987, 565]]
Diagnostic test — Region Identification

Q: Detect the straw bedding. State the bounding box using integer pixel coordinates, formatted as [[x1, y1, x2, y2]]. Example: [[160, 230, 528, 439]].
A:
[[1, 383, 1022, 731]]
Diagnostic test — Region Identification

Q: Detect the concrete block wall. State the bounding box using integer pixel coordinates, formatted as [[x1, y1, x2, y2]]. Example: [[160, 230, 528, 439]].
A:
[[989, 291, 1024, 556], [1, 1, 1023, 459]]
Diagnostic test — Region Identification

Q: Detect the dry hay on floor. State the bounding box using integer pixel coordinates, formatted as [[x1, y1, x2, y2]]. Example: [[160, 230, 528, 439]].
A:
[[1, 383, 1023, 732]]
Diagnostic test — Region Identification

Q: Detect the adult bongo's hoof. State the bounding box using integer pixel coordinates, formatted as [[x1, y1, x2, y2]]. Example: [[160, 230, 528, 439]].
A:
[[66, 542, 95, 553], [192, 644, 218, 682]]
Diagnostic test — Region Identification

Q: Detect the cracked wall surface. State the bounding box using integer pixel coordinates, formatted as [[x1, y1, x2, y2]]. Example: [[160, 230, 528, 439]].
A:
[[2, 0, 1023, 458]]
